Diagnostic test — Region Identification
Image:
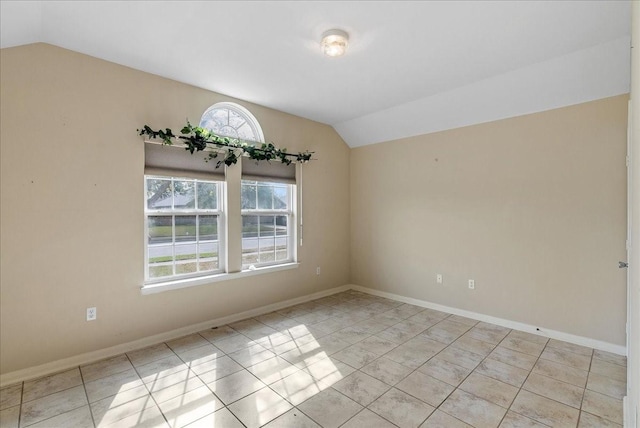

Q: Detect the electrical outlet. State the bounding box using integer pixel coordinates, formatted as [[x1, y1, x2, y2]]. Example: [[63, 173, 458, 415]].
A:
[[436, 274, 443, 284], [316, 266, 321, 275], [468, 280, 475, 290], [87, 307, 97, 321]]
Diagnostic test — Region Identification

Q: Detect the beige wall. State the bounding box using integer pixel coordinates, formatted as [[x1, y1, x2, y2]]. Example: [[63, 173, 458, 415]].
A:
[[0, 44, 351, 375], [351, 95, 628, 345], [0, 42, 630, 377]]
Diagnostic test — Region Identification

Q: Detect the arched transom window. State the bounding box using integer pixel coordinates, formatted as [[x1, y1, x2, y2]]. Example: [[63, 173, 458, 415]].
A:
[[199, 102, 265, 143]]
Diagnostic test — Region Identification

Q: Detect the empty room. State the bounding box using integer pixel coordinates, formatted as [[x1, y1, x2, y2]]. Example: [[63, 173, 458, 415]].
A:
[[1, 1, 639, 428]]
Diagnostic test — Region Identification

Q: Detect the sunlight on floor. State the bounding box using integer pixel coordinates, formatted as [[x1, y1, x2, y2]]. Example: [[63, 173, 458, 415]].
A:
[[2, 290, 627, 427]]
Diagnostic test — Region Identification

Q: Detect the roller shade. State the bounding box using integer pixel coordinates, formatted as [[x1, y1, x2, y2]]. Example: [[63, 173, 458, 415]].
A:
[[144, 141, 225, 180], [241, 157, 296, 184]]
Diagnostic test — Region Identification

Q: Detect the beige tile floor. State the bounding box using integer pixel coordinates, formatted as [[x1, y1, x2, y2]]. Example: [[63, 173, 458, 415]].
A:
[[0, 290, 628, 428]]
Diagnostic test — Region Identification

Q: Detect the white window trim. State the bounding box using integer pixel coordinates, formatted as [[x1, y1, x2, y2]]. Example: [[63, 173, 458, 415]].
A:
[[241, 182, 296, 269], [144, 176, 225, 284], [141, 262, 299, 295], [142, 103, 304, 294]]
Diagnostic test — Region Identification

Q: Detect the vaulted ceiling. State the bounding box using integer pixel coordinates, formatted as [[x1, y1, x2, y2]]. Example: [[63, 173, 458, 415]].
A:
[[0, 1, 631, 147]]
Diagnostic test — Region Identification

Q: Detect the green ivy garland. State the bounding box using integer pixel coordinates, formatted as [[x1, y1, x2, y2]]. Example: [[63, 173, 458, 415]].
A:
[[139, 122, 313, 168]]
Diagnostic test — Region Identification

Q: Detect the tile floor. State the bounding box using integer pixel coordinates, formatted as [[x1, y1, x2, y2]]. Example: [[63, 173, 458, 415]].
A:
[[0, 290, 628, 428]]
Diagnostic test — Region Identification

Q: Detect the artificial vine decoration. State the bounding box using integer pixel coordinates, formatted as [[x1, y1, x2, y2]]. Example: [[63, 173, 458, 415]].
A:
[[139, 122, 313, 168]]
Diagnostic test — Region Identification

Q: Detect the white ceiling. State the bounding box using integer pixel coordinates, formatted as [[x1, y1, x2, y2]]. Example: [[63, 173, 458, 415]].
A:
[[0, 1, 631, 147]]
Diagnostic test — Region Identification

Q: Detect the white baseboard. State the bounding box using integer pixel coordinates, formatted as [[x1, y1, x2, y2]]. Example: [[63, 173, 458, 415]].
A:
[[2, 282, 626, 387], [0, 284, 351, 387], [349, 284, 627, 356], [624, 395, 638, 428]]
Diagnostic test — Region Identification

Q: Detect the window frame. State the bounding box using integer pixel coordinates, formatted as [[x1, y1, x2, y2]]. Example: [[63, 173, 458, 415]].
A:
[[199, 102, 265, 144], [142, 102, 302, 294], [144, 175, 225, 284], [241, 179, 296, 270]]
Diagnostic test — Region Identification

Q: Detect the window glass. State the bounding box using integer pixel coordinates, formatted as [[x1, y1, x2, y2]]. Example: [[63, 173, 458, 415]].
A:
[[241, 183, 257, 210], [199, 102, 264, 143], [274, 186, 287, 209], [257, 184, 274, 210], [197, 182, 217, 210], [146, 178, 172, 210]]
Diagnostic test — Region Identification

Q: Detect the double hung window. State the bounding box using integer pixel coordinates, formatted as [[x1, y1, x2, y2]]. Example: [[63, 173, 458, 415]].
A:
[[145, 177, 223, 282], [241, 180, 294, 269]]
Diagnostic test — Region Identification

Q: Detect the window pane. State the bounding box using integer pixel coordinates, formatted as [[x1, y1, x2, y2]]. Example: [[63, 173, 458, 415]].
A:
[[199, 215, 217, 241], [242, 237, 259, 267], [176, 262, 198, 275], [229, 110, 246, 128], [237, 123, 255, 141], [199, 261, 217, 272], [148, 216, 172, 244], [197, 182, 217, 210], [199, 241, 218, 271], [201, 109, 229, 136], [175, 243, 196, 257], [198, 240, 215, 256], [275, 215, 288, 236], [275, 236, 288, 251], [273, 186, 288, 209], [259, 216, 275, 237], [149, 265, 173, 279], [148, 245, 173, 263], [259, 238, 275, 252], [259, 238, 276, 263], [174, 180, 195, 209], [219, 125, 239, 139], [175, 216, 196, 242], [147, 178, 172, 210], [257, 184, 274, 209], [241, 183, 257, 209], [199, 260, 217, 272], [148, 243, 171, 259], [243, 215, 259, 238], [148, 244, 173, 279], [243, 254, 259, 267], [276, 249, 288, 261]]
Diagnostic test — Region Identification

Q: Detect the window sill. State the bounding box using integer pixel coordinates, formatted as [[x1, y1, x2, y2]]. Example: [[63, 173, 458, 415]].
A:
[[141, 262, 299, 295]]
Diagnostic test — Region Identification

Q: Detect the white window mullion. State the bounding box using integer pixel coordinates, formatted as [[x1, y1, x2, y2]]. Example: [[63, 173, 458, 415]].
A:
[[195, 214, 200, 272], [171, 214, 178, 276], [194, 181, 200, 272], [272, 214, 277, 262], [170, 178, 176, 276]]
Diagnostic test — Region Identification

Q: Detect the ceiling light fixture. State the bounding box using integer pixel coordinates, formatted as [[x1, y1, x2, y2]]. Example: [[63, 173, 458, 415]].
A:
[[321, 29, 349, 57]]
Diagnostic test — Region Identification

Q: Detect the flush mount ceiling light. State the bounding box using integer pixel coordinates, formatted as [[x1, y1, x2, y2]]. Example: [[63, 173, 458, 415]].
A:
[[321, 29, 349, 57]]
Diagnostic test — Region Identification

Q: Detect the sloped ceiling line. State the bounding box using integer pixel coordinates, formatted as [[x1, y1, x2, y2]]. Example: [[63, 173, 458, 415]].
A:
[[336, 36, 631, 147], [0, 1, 631, 147]]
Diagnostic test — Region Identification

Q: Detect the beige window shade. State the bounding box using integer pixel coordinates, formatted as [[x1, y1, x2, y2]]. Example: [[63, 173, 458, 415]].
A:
[[241, 157, 296, 184], [144, 141, 225, 180]]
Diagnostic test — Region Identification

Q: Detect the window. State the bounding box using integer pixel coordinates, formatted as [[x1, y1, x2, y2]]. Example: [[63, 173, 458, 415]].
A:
[[143, 102, 299, 291], [200, 102, 264, 143], [241, 180, 294, 269], [145, 176, 223, 282]]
